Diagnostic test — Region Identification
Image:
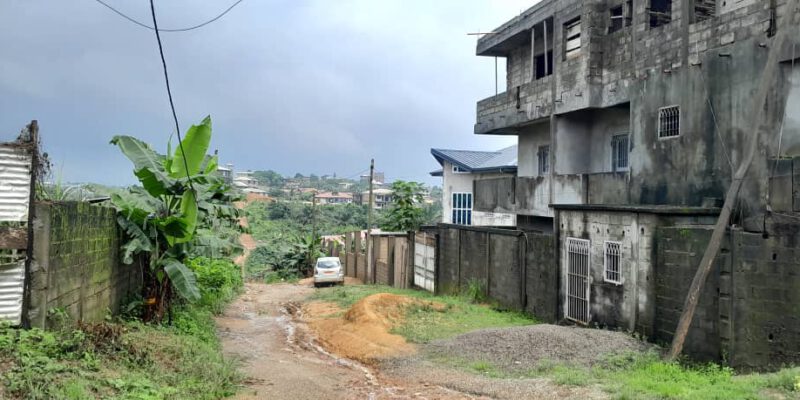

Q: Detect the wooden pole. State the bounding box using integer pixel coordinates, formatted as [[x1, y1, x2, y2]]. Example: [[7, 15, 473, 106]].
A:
[[667, 0, 798, 360]]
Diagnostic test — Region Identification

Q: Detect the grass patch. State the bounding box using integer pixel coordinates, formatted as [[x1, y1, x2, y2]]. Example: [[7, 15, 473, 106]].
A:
[[310, 284, 536, 343], [435, 350, 800, 399], [0, 257, 243, 399]]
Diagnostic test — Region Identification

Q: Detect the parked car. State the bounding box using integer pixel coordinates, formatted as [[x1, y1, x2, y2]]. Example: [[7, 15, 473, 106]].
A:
[[313, 257, 344, 287]]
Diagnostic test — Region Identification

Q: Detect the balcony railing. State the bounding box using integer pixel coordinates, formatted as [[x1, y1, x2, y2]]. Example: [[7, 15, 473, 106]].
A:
[[474, 77, 553, 135]]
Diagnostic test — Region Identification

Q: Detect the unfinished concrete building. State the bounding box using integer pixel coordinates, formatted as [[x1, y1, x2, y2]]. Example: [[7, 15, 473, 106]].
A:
[[472, 0, 800, 368]]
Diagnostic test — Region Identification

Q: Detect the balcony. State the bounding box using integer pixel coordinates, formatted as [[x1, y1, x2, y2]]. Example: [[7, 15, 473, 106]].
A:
[[473, 172, 630, 217], [475, 78, 553, 135]]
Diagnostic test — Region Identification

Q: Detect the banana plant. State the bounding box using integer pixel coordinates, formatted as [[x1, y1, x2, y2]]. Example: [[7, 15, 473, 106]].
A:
[[110, 116, 228, 317]]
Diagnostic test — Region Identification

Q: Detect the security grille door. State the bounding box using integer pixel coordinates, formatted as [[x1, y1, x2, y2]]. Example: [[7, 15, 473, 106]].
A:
[[566, 238, 590, 324]]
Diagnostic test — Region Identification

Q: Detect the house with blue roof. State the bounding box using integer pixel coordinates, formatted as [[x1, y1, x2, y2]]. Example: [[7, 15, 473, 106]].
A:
[[430, 145, 517, 227]]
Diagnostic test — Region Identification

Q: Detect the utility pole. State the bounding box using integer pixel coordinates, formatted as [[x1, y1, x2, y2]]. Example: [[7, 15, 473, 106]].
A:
[[667, 0, 799, 360], [311, 194, 318, 268], [366, 159, 375, 283]]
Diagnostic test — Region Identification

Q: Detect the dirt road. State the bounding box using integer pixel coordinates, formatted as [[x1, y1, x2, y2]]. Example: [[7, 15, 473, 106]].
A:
[[216, 283, 373, 399]]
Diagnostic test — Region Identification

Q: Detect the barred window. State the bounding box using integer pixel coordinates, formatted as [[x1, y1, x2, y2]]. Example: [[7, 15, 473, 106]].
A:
[[611, 134, 630, 171], [658, 106, 680, 138], [538, 145, 550, 175], [604, 241, 622, 284], [451, 192, 472, 225]]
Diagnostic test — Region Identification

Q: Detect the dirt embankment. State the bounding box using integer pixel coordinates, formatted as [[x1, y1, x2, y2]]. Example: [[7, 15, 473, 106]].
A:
[[303, 294, 441, 364]]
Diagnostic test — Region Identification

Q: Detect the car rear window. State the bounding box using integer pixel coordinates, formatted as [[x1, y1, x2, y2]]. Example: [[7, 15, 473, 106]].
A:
[[317, 260, 340, 269]]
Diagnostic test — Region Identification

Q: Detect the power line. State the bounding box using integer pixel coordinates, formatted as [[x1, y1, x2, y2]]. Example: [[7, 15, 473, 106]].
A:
[[96, 0, 243, 32], [149, 0, 193, 190]]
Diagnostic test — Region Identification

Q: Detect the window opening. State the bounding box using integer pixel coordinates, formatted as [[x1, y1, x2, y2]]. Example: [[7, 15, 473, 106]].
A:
[[649, 0, 672, 28], [564, 17, 582, 59], [658, 106, 680, 138], [604, 241, 622, 284], [609, 6, 624, 33], [611, 134, 630, 171], [452, 192, 473, 225]]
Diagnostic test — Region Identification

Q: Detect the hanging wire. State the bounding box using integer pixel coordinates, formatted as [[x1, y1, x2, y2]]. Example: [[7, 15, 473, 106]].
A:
[[96, 0, 244, 32], [149, 0, 193, 190]]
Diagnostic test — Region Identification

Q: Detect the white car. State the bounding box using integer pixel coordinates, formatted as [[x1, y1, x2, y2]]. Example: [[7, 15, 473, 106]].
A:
[[313, 257, 344, 287]]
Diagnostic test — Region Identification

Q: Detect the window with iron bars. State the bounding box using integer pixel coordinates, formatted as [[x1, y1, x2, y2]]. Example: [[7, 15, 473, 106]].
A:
[[611, 134, 630, 171], [658, 106, 680, 138], [604, 241, 622, 284], [451, 192, 472, 225], [538, 145, 550, 175]]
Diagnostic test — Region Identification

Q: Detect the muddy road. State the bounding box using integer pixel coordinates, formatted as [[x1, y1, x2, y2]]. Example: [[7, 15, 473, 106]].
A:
[[216, 283, 605, 399]]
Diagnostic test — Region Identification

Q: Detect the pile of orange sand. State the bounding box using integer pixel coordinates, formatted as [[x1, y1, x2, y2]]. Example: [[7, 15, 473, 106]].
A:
[[303, 293, 440, 363]]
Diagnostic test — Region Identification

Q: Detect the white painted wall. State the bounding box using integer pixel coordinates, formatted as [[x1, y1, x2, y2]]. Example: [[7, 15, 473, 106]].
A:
[[440, 160, 516, 226]]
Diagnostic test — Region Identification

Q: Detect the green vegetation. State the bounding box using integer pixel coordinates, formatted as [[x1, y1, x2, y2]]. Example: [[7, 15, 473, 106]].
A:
[[110, 116, 243, 320], [310, 285, 536, 343], [380, 180, 425, 232], [0, 257, 243, 399], [440, 350, 800, 400]]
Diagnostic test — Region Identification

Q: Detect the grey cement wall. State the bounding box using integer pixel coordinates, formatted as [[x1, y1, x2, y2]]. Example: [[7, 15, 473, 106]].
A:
[[654, 226, 727, 361], [654, 222, 800, 370], [27, 202, 141, 329], [476, 0, 800, 224], [434, 224, 558, 322]]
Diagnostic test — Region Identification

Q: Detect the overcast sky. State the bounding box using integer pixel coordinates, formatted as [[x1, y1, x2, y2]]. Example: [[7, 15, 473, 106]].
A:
[[0, 0, 537, 186]]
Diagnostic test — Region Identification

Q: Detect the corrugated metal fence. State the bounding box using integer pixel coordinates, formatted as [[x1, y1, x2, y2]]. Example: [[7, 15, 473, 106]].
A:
[[0, 122, 37, 325]]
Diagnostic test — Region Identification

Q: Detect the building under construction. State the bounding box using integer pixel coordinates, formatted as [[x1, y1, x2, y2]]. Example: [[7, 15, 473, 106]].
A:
[[468, 0, 799, 369]]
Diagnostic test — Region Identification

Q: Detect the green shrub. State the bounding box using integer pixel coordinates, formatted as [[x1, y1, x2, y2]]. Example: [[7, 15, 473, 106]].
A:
[[186, 257, 242, 313]]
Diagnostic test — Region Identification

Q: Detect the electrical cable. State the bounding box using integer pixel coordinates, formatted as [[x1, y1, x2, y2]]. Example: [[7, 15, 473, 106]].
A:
[[149, 0, 193, 191], [96, 0, 243, 32]]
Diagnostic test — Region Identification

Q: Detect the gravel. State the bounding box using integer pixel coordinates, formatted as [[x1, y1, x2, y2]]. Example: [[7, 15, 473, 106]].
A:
[[425, 324, 657, 372]]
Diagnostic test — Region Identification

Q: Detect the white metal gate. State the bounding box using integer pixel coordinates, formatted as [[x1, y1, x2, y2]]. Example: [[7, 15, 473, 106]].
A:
[[0, 131, 35, 326], [414, 232, 435, 292], [566, 237, 590, 324]]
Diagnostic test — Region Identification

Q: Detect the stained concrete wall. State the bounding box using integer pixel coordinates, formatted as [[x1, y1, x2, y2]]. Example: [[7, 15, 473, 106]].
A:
[[477, 0, 800, 223], [434, 224, 558, 322], [27, 202, 141, 328], [654, 222, 800, 370]]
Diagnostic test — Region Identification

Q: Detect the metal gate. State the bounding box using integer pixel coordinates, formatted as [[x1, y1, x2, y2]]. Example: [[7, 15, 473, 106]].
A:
[[566, 237, 590, 324], [414, 232, 435, 292], [0, 124, 37, 325]]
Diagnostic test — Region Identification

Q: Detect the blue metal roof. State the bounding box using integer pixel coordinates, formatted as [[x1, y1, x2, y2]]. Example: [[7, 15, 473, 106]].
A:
[[430, 145, 517, 175]]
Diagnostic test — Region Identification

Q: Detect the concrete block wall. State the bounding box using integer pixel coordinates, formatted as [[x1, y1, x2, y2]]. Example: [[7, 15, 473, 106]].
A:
[[434, 224, 558, 322], [653, 223, 800, 370], [730, 228, 800, 370], [27, 202, 141, 328], [654, 226, 728, 361]]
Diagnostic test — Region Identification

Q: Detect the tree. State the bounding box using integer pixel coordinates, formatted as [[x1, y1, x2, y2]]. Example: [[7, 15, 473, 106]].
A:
[[109, 116, 241, 321], [252, 170, 284, 187], [380, 181, 425, 232]]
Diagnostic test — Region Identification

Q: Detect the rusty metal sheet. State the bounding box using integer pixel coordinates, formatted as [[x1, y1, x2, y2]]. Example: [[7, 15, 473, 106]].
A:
[[0, 144, 33, 222], [0, 261, 25, 325], [0, 227, 27, 249]]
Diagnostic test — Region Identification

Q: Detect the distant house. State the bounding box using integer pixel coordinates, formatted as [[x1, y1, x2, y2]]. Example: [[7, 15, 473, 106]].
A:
[[314, 191, 354, 205], [355, 188, 394, 209], [217, 163, 233, 185], [430, 145, 517, 226], [233, 171, 259, 188], [360, 172, 385, 186]]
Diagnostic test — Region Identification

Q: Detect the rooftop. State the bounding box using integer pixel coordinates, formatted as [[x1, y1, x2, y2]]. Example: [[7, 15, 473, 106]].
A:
[[430, 145, 517, 175]]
